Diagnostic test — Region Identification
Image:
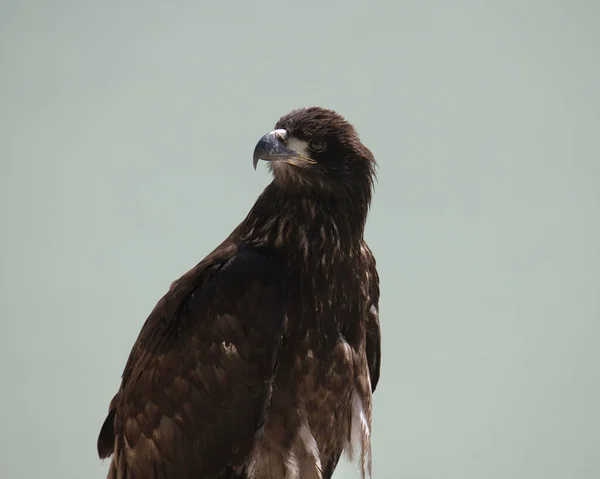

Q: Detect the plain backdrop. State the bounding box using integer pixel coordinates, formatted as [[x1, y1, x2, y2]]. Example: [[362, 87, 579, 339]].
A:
[[1, 1, 599, 478]]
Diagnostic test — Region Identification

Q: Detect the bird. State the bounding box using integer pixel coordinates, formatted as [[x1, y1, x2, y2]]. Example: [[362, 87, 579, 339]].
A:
[[97, 106, 381, 479]]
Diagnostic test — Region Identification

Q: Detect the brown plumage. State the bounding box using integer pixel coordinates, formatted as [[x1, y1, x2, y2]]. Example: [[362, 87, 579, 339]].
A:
[[97, 106, 381, 479]]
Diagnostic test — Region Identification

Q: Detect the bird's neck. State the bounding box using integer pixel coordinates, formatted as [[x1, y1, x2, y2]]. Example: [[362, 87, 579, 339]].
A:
[[238, 182, 368, 260]]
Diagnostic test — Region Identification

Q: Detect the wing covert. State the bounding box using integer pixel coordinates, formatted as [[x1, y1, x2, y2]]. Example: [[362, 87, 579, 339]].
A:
[[98, 243, 285, 478]]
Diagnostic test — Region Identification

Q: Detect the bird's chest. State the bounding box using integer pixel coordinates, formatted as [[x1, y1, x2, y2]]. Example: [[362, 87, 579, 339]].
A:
[[265, 331, 357, 474], [274, 300, 366, 459], [278, 263, 367, 395], [247, 263, 372, 478], [300, 335, 358, 448]]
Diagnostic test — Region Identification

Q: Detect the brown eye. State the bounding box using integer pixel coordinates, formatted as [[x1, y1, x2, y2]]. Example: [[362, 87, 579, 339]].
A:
[[308, 139, 326, 152]]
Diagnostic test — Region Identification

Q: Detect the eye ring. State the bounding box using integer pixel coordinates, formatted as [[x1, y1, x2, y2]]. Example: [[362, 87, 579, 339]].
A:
[[308, 139, 326, 153]]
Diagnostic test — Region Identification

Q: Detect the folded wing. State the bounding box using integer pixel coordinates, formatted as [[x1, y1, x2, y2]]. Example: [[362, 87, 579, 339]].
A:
[[98, 242, 285, 479]]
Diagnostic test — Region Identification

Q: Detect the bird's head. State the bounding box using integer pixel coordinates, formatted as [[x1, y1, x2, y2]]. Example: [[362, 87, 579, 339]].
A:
[[253, 107, 376, 199]]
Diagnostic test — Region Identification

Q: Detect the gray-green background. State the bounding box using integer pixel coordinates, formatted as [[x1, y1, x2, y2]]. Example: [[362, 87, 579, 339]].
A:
[[1, 1, 599, 478]]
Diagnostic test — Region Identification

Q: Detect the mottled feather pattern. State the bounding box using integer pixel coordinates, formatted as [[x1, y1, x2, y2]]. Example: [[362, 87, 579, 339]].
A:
[[100, 247, 285, 478], [98, 107, 381, 479]]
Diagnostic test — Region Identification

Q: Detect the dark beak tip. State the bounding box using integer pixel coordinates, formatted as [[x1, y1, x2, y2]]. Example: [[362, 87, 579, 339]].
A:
[[252, 130, 293, 170]]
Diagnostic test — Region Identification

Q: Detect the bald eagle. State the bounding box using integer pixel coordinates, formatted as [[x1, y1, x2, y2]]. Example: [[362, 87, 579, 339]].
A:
[[97, 107, 381, 479]]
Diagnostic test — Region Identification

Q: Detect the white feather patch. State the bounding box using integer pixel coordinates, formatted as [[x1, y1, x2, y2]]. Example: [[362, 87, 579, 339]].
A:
[[246, 412, 322, 479], [295, 417, 323, 479], [347, 389, 372, 479]]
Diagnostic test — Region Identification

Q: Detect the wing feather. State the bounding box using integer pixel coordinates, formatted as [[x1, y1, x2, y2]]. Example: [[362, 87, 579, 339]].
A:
[[362, 243, 381, 393], [98, 242, 284, 478]]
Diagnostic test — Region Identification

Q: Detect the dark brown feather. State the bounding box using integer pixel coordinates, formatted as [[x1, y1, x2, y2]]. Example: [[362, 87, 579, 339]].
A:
[[98, 107, 381, 479], [363, 244, 382, 392], [100, 242, 284, 478]]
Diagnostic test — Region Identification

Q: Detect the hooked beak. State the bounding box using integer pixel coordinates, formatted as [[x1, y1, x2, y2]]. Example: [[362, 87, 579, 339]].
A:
[[253, 129, 316, 170]]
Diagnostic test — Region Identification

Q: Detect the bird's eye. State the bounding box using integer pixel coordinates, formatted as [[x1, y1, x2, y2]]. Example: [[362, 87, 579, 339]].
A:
[[308, 139, 326, 153]]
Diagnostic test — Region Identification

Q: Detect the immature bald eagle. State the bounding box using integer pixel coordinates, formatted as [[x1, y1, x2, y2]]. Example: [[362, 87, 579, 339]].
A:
[[97, 107, 381, 479]]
